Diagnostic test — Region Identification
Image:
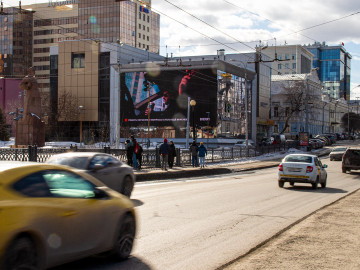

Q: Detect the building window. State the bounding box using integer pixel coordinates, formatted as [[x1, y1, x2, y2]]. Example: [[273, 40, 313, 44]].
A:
[[143, 34, 145, 39], [285, 63, 289, 69], [277, 54, 282, 60], [278, 64, 282, 69], [285, 54, 289, 60], [139, 12, 141, 19], [147, 27, 149, 32], [274, 125, 278, 133], [147, 45, 149, 50], [71, 53, 85, 68], [292, 54, 296, 60], [292, 63, 296, 69], [139, 42, 141, 47], [143, 25, 145, 30], [274, 107, 279, 117], [147, 36, 149, 41], [139, 23, 141, 29], [147, 16, 150, 23], [225, 123, 230, 132], [139, 33, 141, 38], [143, 14, 145, 21]]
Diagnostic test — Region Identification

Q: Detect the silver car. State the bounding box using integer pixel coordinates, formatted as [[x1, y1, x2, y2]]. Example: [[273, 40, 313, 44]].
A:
[[46, 152, 135, 197]]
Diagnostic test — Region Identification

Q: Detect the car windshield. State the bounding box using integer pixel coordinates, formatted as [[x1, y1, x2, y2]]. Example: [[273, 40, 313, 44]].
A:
[[332, 148, 347, 152], [47, 156, 89, 169], [284, 155, 312, 163]]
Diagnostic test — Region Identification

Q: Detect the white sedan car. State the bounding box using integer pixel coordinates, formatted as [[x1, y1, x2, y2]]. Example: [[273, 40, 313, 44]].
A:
[[278, 154, 328, 189]]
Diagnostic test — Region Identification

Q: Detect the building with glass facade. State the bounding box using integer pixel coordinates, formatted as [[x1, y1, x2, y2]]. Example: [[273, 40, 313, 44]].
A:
[[0, 7, 33, 78], [2, 1, 160, 99], [305, 42, 351, 100]]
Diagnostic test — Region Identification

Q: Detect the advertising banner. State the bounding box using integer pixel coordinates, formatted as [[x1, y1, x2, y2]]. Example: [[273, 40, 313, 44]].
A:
[[120, 69, 218, 127], [299, 132, 309, 146]]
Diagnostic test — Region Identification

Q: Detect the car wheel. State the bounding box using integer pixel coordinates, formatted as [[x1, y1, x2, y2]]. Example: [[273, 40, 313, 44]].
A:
[[290, 182, 295, 186], [278, 181, 284, 188], [321, 176, 327, 188], [3, 237, 38, 270], [342, 167, 347, 173], [122, 175, 134, 197], [312, 177, 319, 189], [112, 214, 136, 261], [330, 157, 333, 161]]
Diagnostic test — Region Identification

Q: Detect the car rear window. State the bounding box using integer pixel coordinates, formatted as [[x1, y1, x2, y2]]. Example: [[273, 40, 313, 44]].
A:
[[332, 148, 347, 152], [346, 150, 360, 156], [284, 156, 312, 163]]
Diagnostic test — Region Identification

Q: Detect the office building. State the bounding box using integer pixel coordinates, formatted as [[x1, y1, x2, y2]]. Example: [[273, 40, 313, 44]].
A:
[[1, 0, 160, 98], [259, 44, 313, 75], [305, 42, 351, 100]]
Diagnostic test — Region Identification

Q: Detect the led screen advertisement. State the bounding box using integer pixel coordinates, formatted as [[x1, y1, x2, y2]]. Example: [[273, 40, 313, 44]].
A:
[[120, 69, 218, 127]]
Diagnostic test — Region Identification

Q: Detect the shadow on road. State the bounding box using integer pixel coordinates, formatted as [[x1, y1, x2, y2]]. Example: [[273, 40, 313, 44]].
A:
[[284, 186, 348, 194], [50, 256, 151, 270]]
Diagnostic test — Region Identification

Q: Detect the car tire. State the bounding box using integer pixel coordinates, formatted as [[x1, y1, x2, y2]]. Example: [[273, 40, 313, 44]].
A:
[[278, 181, 284, 188], [122, 175, 134, 197], [342, 167, 347, 173], [312, 177, 319, 189], [2, 237, 38, 270], [111, 214, 136, 261], [330, 157, 333, 161], [321, 176, 327, 188]]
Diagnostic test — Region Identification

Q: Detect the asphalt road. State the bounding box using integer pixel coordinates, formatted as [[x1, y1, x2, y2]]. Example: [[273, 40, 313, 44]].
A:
[[51, 147, 359, 270]]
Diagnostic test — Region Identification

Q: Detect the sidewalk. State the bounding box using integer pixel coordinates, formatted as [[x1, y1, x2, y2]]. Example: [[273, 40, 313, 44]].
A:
[[222, 188, 360, 270], [134, 147, 331, 182]]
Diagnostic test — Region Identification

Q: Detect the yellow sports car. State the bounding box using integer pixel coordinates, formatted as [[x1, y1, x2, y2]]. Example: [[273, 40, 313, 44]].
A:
[[0, 162, 136, 270]]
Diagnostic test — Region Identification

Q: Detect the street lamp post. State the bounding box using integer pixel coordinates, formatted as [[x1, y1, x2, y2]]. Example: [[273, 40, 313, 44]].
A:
[[206, 111, 210, 148], [190, 99, 196, 142], [78, 105, 84, 145]]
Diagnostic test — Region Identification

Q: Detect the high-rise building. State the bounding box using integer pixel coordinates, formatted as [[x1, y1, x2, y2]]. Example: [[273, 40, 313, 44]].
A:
[[305, 42, 351, 100], [0, 7, 33, 78], [1, 1, 160, 97]]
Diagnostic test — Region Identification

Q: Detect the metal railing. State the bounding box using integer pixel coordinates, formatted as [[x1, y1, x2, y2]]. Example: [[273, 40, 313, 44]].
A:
[[0, 142, 299, 168]]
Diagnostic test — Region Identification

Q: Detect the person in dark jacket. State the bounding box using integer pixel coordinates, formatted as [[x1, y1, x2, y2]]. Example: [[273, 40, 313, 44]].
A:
[[198, 142, 207, 168], [159, 138, 170, 170], [190, 140, 199, 167], [125, 139, 133, 166], [136, 143, 143, 170], [168, 140, 176, 169]]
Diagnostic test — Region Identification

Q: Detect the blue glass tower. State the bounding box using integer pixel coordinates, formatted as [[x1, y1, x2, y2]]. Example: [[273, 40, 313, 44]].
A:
[[306, 42, 351, 100]]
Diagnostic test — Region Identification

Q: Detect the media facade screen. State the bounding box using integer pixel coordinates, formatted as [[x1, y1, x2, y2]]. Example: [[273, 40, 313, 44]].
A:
[[120, 69, 218, 127]]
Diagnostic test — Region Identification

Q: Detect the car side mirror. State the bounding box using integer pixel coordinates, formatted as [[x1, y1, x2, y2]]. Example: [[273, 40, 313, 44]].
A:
[[93, 188, 108, 199], [92, 164, 104, 171], [323, 164, 328, 168]]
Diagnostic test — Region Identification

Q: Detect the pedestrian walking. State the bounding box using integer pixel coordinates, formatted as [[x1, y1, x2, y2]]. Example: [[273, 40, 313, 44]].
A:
[[136, 143, 143, 170], [168, 140, 176, 169], [190, 140, 199, 167], [131, 136, 138, 169], [159, 138, 170, 171], [125, 139, 133, 166], [198, 142, 207, 168]]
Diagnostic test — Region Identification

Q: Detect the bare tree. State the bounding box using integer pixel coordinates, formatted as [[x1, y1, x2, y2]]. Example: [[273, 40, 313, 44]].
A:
[[57, 91, 81, 121], [274, 81, 306, 134]]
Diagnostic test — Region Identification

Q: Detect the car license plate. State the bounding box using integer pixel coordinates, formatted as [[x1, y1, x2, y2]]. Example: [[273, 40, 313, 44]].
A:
[[288, 168, 301, 172]]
